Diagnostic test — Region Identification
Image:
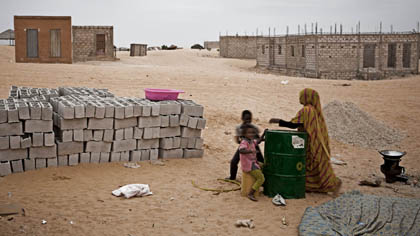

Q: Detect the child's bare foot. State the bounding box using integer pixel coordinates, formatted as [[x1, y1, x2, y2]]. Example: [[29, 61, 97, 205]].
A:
[[332, 178, 342, 198]]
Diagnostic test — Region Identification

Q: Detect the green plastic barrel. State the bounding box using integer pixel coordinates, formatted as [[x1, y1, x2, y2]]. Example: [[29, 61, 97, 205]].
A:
[[263, 130, 307, 199]]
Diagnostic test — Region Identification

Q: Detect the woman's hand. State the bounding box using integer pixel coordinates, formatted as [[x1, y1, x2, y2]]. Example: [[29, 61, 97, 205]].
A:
[[269, 118, 280, 124]]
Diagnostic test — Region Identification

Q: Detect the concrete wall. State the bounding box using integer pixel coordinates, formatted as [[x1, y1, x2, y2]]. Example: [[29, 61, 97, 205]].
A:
[[14, 16, 72, 63], [204, 41, 219, 49], [72, 26, 114, 62], [257, 33, 419, 80], [219, 36, 257, 59], [130, 44, 147, 56]]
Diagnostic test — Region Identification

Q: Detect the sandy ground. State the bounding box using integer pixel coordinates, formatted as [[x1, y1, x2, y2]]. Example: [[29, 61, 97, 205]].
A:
[[0, 46, 419, 235]]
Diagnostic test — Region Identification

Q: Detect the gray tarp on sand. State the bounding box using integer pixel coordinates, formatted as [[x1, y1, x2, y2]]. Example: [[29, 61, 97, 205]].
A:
[[298, 191, 420, 236]]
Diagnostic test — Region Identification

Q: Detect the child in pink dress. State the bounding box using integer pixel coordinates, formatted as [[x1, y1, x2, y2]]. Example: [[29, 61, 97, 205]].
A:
[[239, 124, 266, 201]]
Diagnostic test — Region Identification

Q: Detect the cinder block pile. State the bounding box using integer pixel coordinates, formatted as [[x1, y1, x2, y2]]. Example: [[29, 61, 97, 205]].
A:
[[0, 86, 206, 177]]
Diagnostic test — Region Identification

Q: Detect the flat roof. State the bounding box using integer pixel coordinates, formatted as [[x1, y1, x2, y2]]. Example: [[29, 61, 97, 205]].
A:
[[14, 16, 71, 20]]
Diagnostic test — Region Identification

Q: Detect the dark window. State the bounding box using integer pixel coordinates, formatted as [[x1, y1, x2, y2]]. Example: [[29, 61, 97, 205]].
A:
[[96, 34, 106, 55], [291, 46, 295, 57], [26, 29, 38, 58], [387, 43, 396, 68], [403, 43, 411, 68], [50, 29, 61, 58], [363, 44, 375, 68], [262, 44, 265, 54], [278, 45, 282, 55], [301, 45, 305, 57]]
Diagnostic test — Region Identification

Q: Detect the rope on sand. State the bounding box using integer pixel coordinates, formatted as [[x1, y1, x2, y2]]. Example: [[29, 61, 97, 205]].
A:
[[191, 178, 241, 192]]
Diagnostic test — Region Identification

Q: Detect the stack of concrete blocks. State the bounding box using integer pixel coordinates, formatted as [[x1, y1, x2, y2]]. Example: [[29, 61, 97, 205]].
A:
[[9, 86, 59, 102], [178, 100, 205, 158], [0, 98, 55, 176]]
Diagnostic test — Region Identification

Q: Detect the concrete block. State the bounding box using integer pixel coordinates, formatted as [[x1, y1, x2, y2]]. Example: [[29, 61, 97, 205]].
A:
[[159, 138, 173, 149], [187, 137, 196, 149], [32, 132, 44, 147], [85, 103, 95, 118], [8, 108, 20, 123], [187, 117, 198, 129], [114, 129, 124, 140], [29, 144, 57, 158], [140, 149, 150, 161], [115, 117, 137, 129], [24, 159, 35, 171], [93, 130, 104, 141], [196, 118, 206, 129], [10, 136, 21, 149], [150, 149, 158, 160], [105, 105, 115, 118], [137, 139, 159, 149], [47, 157, 58, 168], [183, 149, 204, 158], [83, 129, 93, 141], [60, 130, 73, 142], [99, 152, 110, 163], [180, 137, 189, 148], [195, 138, 204, 149], [133, 127, 143, 139], [41, 104, 53, 120], [143, 127, 160, 139], [0, 122, 23, 136], [0, 108, 7, 123], [88, 118, 114, 130], [0, 136, 9, 149], [58, 102, 74, 119], [58, 155, 68, 166], [86, 141, 112, 153], [74, 104, 85, 118], [112, 139, 137, 152], [179, 114, 189, 126], [35, 158, 47, 169], [21, 136, 31, 148], [94, 105, 106, 119], [173, 137, 181, 148], [55, 115, 87, 130], [130, 150, 141, 162], [169, 115, 180, 127], [73, 129, 84, 142], [179, 100, 204, 117], [160, 116, 169, 127], [80, 153, 90, 163], [121, 151, 130, 162], [133, 104, 142, 117], [141, 105, 151, 117], [0, 161, 11, 176], [57, 141, 84, 155], [151, 103, 160, 116], [181, 127, 201, 138], [0, 149, 27, 161], [25, 120, 53, 133], [114, 106, 125, 119], [69, 154, 79, 166], [124, 105, 134, 118], [44, 132, 55, 146], [17, 104, 30, 120], [159, 101, 181, 115], [159, 148, 183, 159], [138, 116, 161, 128], [124, 127, 134, 140], [11, 160, 24, 173], [103, 129, 114, 142], [90, 152, 100, 163], [110, 152, 121, 162], [160, 127, 181, 138]]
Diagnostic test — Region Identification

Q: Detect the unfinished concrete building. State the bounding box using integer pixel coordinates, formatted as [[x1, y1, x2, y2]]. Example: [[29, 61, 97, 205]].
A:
[[14, 16, 72, 63], [257, 33, 420, 80], [130, 44, 147, 56], [72, 26, 115, 62], [204, 41, 219, 50], [219, 36, 258, 59]]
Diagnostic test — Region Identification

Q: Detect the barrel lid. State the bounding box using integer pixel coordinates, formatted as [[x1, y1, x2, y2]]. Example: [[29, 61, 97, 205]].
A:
[[267, 129, 307, 135]]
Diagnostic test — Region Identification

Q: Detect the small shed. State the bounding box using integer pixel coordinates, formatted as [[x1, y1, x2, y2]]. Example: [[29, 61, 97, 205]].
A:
[[130, 44, 147, 56], [0, 29, 15, 45]]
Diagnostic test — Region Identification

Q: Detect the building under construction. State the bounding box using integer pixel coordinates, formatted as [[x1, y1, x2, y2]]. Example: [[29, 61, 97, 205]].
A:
[[257, 32, 420, 80]]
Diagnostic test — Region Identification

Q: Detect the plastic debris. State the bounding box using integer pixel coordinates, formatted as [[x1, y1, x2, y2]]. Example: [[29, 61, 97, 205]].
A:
[[272, 194, 286, 206], [281, 80, 289, 85], [331, 157, 347, 165], [41, 220, 47, 225], [123, 163, 140, 169], [235, 219, 254, 229], [112, 184, 153, 199]]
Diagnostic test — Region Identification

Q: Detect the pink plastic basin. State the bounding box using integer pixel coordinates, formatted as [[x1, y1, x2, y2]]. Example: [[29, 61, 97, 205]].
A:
[[144, 88, 185, 101]]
